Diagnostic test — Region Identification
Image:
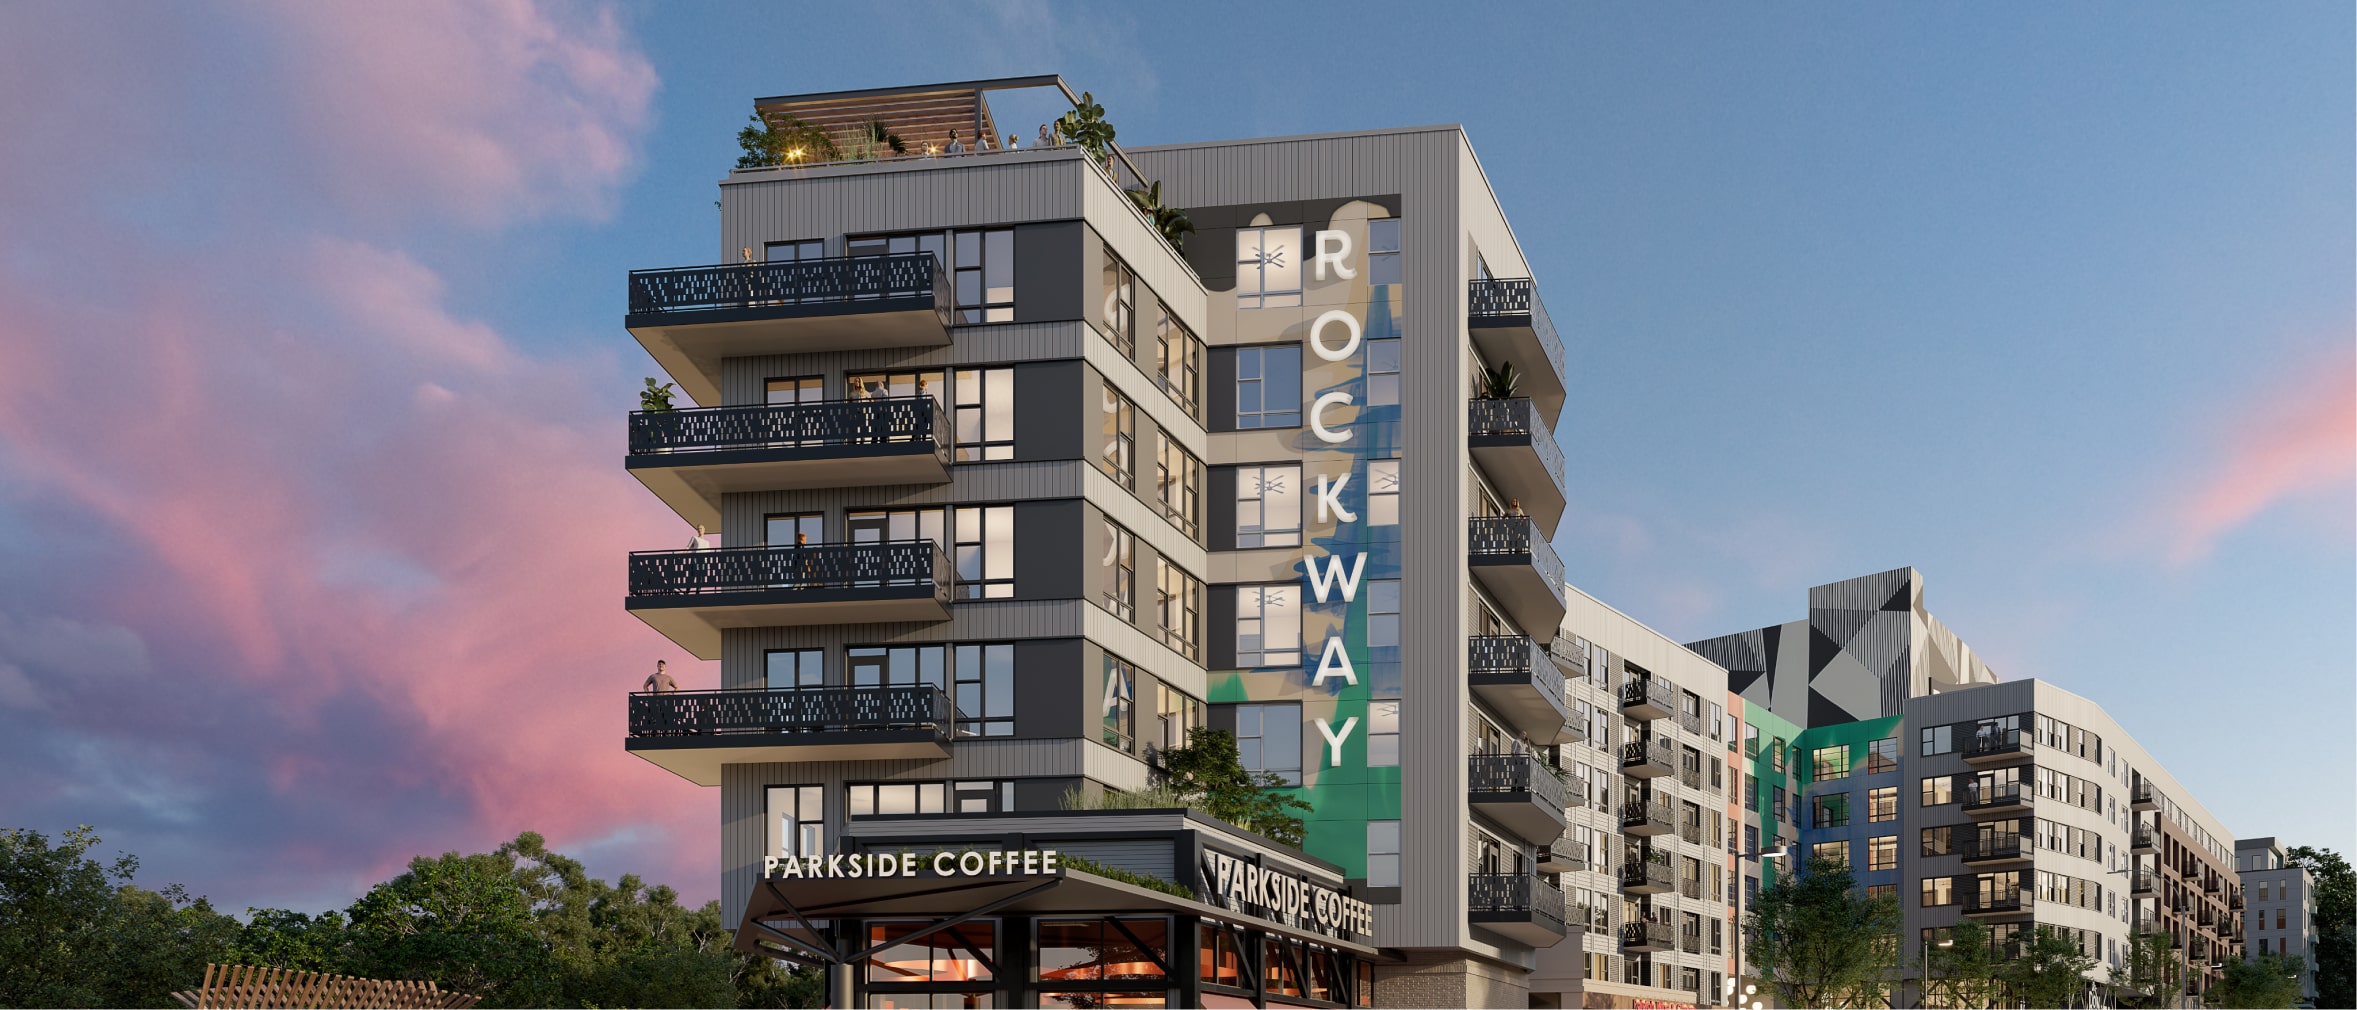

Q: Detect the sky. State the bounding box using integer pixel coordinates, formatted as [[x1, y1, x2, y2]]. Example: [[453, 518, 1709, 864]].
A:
[[0, 1, 2347, 914]]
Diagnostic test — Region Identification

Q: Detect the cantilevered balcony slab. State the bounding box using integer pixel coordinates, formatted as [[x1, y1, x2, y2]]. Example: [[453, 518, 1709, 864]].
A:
[[1961, 887, 2035, 919], [626, 253, 952, 405], [1469, 872, 1569, 947], [1468, 752, 1569, 845], [627, 397, 952, 529], [1962, 728, 2035, 767], [1468, 635, 1578, 745], [626, 686, 953, 785], [1467, 516, 1567, 642], [1620, 677, 1674, 721], [1958, 832, 2032, 869], [1467, 279, 1567, 423], [626, 541, 951, 660], [1960, 782, 2034, 818], [1467, 398, 1566, 532]]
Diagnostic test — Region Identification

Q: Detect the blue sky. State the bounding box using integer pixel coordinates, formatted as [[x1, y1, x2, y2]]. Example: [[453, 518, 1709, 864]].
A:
[[0, 1, 2345, 911]]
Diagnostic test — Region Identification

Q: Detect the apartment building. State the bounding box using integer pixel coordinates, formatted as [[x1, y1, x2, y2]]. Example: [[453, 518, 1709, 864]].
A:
[[2237, 837, 2317, 1002], [618, 76, 1575, 1008]]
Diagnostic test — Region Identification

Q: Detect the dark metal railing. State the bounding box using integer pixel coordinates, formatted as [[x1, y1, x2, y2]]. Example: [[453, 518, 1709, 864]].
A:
[[628, 252, 951, 319], [1469, 872, 1567, 932], [1620, 799, 1673, 833], [1962, 887, 2033, 914], [2131, 825, 2157, 849], [2130, 869, 2159, 893], [1621, 676, 1674, 714], [1467, 515, 1566, 595], [1680, 927, 1702, 953], [1960, 780, 2030, 810], [1621, 737, 1674, 770], [1467, 635, 1567, 714], [628, 540, 950, 599], [1959, 832, 2025, 862], [629, 396, 950, 458], [1620, 859, 1674, 891], [1965, 727, 2033, 759], [627, 685, 953, 740], [2132, 781, 2158, 806], [1466, 278, 1568, 382], [1545, 844, 1590, 874], [1469, 752, 1569, 811], [1619, 919, 1674, 948], [1467, 397, 1566, 491]]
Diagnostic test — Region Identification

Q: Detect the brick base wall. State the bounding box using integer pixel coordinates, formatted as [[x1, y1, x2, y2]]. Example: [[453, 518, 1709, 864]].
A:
[[1374, 952, 1532, 1009]]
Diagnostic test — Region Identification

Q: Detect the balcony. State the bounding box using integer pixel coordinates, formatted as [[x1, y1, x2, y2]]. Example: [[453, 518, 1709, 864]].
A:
[[1468, 636, 1578, 745], [1678, 765, 1702, 791], [625, 686, 953, 785], [2229, 891, 2243, 910], [1468, 872, 1569, 946], [2131, 825, 2157, 853], [1958, 832, 2031, 868], [2130, 870, 2159, 895], [1537, 842, 1588, 875], [1467, 398, 1566, 531], [1679, 821, 1702, 847], [1620, 677, 1674, 721], [1468, 752, 1569, 844], [626, 253, 953, 406], [1962, 728, 2035, 766], [1680, 927, 1702, 954], [1467, 516, 1567, 641], [2132, 781, 2158, 811], [1620, 918, 1674, 952], [1466, 278, 1568, 422], [1960, 781, 2034, 817], [1621, 738, 1675, 779], [626, 397, 952, 530], [1961, 887, 2035, 919], [626, 541, 952, 659], [1679, 875, 1702, 900], [1620, 799, 1674, 837], [1620, 858, 1674, 895]]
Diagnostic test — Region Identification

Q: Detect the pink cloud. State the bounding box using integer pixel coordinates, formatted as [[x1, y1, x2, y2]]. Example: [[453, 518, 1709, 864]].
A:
[[2165, 345, 2356, 565]]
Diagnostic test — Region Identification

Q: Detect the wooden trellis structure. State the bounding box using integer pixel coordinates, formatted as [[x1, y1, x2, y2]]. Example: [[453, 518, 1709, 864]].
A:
[[169, 963, 481, 1009]]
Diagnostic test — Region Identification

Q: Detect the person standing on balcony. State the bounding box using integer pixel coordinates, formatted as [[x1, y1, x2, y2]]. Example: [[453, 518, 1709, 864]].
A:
[[643, 660, 678, 694], [687, 524, 712, 550]]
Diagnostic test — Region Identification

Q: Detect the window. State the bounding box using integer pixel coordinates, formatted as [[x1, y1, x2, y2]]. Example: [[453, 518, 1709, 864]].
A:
[[1155, 306, 1203, 419], [1811, 744, 1851, 781], [1236, 585, 1301, 667], [1100, 387, 1135, 487], [765, 649, 822, 691], [848, 781, 947, 816], [1772, 786, 1787, 821], [947, 644, 1015, 737], [847, 369, 945, 403], [1236, 345, 1303, 428], [1869, 835, 1898, 871], [1921, 776, 1954, 806], [1867, 884, 1896, 901], [1154, 682, 1201, 752], [1102, 655, 1135, 748], [1921, 826, 1952, 857], [1236, 702, 1302, 784], [1813, 793, 1850, 828], [953, 367, 1014, 461], [1366, 336, 1400, 406], [1366, 700, 1400, 767], [848, 644, 945, 689], [1744, 723, 1761, 758], [1101, 519, 1136, 621], [1367, 219, 1401, 286], [1367, 820, 1401, 888], [1868, 786, 1898, 822], [1771, 737, 1788, 772], [1867, 737, 1899, 774], [1921, 724, 1953, 756], [1921, 876, 1955, 907], [1235, 464, 1302, 547], [1366, 580, 1401, 649], [1366, 459, 1400, 526], [953, 505, 1015, 599], [765, 785, 825, 859], [1746, 825, 1760, 856], [954, 228, 1014, 322], [1236, 226, 1302, 308], [1156, 434, 1203, 540], [1745, 773, 1760, 813], [764, 238, 824, 264], [1102, 254, 1136, 355], [766, 511, 822, 547], [1156, 559, 1203, 661], [765, 375, 822, 404], [954, 779, 1017, 814]]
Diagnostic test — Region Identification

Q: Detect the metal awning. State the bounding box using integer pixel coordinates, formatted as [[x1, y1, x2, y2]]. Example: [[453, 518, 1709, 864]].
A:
[[736, 867, 1383, 965]]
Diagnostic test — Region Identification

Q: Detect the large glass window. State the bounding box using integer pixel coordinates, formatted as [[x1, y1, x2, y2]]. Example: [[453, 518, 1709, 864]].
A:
[[864, 920, 995, 984], [764, 785, 824, 859], [1235, 344, 1302, 429], [1812, 840, 1849, 866], [848, 644, 946, 690], [1367, 820, 1401, 887], [1038, 916, 1169, 992], [1155, 306, 1203, 419], [765, 649, 822, 691], [1921, 876, 1955, 906], [954, 228, 1014, 323], [1367, 218, 1401, 286], [1868, 786, 1898, 822], [1154, 682, 1201, 752], [1100, 386, 1135, 487], [950, 643, 1014, 737], [1867, 736, 1900, 774], [847, 507, 944, 548], [1236, 702, 1302, 784], [1367, 700, 1400, 767], [1101, 255, 1136, 355], [848, 782, 947, 816], [847, 369, 945, 403], [1366, 336, 1400, 406], [1101, 519, 1135, 621], [1869, 835, 1898, 871], [1235, 226, 1302, 308], [766, 512, 822, 547], [952, 367, 1014, 461], [953, 505, 1015, 599], [1811, 744, 1851, 781], [1366, 580, 1401, 649], [1236, 584, 1301, 667], [1235, 464, 1301, 547], [1921, 776, 1954, 807], [1155, 558, 1202, 661], [1102, 655, 1135, 748], [1921, 724, 1953, 756], [1367, 459, 1400, 526], [764, 375, 822, 404], [1156, 434, 1203, 540], [1813, 793, 1850, 829]]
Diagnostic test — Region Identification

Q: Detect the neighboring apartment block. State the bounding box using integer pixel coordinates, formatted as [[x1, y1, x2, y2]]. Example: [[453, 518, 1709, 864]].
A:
[[2237, 837, 2318, 1002], [618, 76, 1577, 1008]]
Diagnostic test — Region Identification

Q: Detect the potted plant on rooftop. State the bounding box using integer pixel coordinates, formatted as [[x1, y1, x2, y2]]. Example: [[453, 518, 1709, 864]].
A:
[[1124, 179, 1195, 253], [735, 113, 836, 168], [1054, 91, 1116, 168]]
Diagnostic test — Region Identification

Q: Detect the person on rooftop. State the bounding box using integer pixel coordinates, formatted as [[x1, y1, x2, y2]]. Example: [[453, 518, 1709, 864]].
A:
[[945, 130, 964, 155]]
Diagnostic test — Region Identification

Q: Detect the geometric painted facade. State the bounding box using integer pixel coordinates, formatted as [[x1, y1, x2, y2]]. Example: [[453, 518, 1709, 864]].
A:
[[1687, 567, 1997, 730]]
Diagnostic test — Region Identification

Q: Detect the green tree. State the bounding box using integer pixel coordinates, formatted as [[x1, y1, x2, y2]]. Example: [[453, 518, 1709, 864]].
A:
[[2111, 928, 2185, 1008], [231, 907, 352, 973], [1917, 919, 2002, 1010], [735, 113, 837, 169], [1743, 853, 1902, 1008], [343, 847, 558, 1007], [2288, 845, 2352, 1009], [92, 882, 244, 1008], [2206, 951, 2306, 1009], [0, 826, 126, 1006], [1998, 925, 2098, 1009], [1155, 729, 1313, 847]]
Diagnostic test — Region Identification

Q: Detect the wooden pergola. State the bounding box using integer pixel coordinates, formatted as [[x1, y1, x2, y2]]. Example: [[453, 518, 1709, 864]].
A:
[[169, 964, 481, 1009]]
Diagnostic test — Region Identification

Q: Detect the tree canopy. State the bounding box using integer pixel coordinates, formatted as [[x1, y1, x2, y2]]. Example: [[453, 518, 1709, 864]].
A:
[[2288, 844, 2352, 1009], [2205, 951, 2306, 1009], [1744, 853, 1903, 1008]]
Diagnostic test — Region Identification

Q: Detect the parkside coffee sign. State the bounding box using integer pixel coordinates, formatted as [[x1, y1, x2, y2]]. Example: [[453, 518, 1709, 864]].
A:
[[763, 848, 1064, 880], [1201, 848, 1373, 939]]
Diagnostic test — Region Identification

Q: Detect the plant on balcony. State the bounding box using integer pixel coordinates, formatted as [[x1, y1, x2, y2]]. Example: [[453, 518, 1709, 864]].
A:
[[1154, 729, 1312, 848], [1124, 179, 1195, 252], [1053, 91, 1116, 165], [1744, 853, 1901, 1009], [1476, 361, 1521, 400], [734, 112, 837, 169], [638, 378, 677, 412]]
